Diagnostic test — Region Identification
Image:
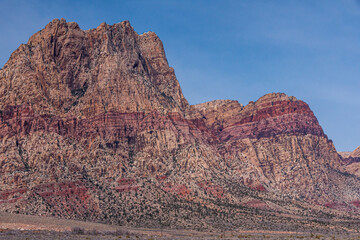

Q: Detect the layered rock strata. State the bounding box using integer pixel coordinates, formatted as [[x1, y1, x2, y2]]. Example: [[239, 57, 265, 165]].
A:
[[192, 94, 360, 206], [1, 19, 360, 229]]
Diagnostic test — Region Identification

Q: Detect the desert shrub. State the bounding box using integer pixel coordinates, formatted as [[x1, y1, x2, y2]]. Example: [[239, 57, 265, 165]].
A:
[[71, 226, 85, 234], [114, 229, 130, 235], [87, 228, 99, 235]]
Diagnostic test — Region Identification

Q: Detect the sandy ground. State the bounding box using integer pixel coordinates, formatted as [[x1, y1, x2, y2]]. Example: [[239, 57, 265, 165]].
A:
[[1, 211, 360, 239]]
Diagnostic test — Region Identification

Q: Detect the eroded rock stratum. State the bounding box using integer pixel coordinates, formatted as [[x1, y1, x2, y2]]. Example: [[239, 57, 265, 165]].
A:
[[1, 19, 359, 230]]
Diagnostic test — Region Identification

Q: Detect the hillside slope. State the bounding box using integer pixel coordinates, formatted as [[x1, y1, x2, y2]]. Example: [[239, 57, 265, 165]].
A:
[[0, 19, 359, 229]]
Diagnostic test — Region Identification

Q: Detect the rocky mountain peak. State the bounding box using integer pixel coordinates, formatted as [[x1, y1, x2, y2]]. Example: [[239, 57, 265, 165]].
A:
[[193, 99, 243, 111], [350, 146, 360, 158], [0, 18, 189, 117], [45, 18, 80, 31], [192, 92, 324, 138], [255, 92, 297, 106], [341, 146, 360, 178]]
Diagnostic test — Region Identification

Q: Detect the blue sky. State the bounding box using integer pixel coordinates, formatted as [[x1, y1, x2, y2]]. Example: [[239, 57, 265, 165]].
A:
[[0, 0, 359, 151]]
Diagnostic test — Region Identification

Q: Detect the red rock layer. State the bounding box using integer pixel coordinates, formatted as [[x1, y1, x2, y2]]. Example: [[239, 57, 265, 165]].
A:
[[1, 19, 360, 227], [194, 93, 325, 141], [0, 105, 203, 141], [192, 93, 357, 204]]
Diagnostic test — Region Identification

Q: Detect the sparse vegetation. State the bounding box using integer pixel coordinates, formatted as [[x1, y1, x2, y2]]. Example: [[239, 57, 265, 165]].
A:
[[71, 227, 85, 235]]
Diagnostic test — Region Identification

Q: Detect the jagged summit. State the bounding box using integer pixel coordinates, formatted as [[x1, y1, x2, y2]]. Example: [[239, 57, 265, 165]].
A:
[[42, 18, 80, 31], [193, 92, 323, 138], [341, 146, 360, 178], [1, 18, 188, 117], [350, 146, 360, 158], [193, 99, 243, 111], [256, 92, 297, 103]]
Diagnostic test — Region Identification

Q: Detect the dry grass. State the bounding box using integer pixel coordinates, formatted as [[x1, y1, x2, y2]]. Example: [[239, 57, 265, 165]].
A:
[[1, 211, 360, 239]]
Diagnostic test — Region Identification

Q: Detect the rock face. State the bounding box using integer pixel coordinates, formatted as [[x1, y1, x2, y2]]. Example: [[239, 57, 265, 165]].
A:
[[192, 94, 359, 205], [339, 152, 352, 158], [1, 19, 360, 230], [1, 19, 188, 117], [341, 146, 360, 177], [350, 146, 360, 158]]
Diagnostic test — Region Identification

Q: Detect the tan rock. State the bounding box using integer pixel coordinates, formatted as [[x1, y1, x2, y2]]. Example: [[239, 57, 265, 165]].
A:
[[1, 19, 360, 229]]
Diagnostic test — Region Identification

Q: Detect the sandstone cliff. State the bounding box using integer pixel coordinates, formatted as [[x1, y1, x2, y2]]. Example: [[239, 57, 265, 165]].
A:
[[0, 19, 188, 117], [350, 146, 360, 158], [0, 19, 359, 230], [192, 93, 359, 207], [341, 146, 360, 178]]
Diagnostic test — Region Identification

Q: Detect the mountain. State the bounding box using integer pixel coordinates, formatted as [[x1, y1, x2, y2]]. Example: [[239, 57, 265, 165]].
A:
[[341, 146, 360, 177], [191, 94, 360, 210], [350, 146, 360, 158], [0, 19, 188, 116], [1, 19, 359, 231]]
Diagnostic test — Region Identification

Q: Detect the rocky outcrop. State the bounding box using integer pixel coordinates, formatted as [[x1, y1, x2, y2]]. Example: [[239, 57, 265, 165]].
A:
[[339, 152, 352, 158], [193, 93, 325, 140], [350, 146, 360, 158], [0, 19, 188, 117], [192, 93, 360, 206], [1, 19, 360, 230], [0, 19, 222, 226], [0, 18, 220, 180], [341, 146, 360, 177]]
